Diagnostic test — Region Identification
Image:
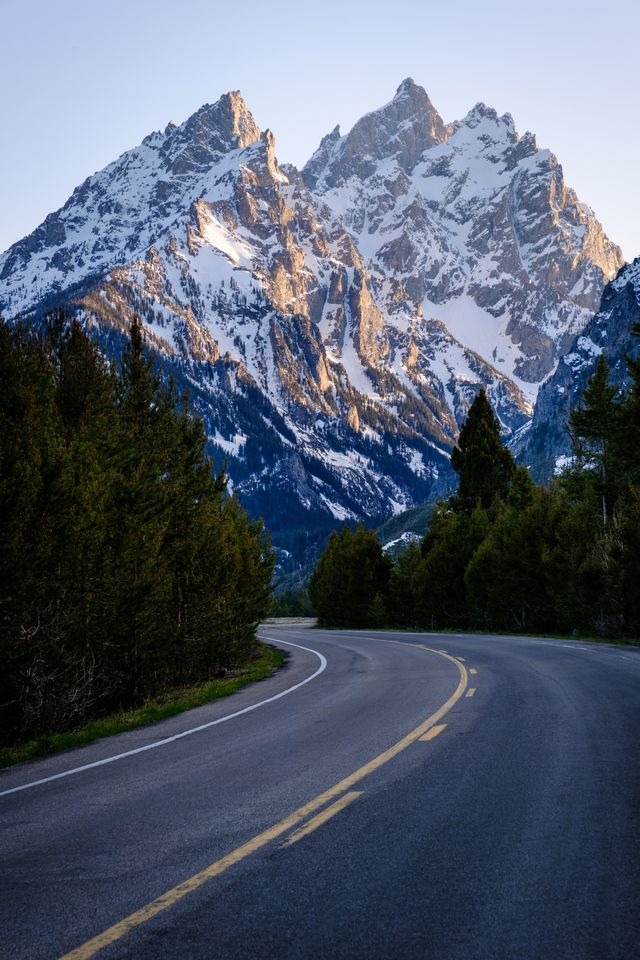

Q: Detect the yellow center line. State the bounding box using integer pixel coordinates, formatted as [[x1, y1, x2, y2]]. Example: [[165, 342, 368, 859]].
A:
[[466, 687, 476, 697], [419, 723, 447, 741], [283, 791, 363, 847], [60, 642, 467, 960]]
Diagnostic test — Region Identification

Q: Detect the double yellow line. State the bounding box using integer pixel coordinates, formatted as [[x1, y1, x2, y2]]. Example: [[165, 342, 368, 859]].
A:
[[61, 643, 468, 959]]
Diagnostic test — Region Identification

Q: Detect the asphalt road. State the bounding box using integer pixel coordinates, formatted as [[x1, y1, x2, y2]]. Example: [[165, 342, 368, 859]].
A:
[[1, 628, 639, 960]]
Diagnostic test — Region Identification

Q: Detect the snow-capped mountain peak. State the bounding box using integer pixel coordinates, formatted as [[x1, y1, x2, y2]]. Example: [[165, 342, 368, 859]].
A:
[[0, 82, 625, 567], [0, 91, 263, 317], [462, 102, 516, 136], [304, 83, 623, 397], [303, 79, 449, 193]]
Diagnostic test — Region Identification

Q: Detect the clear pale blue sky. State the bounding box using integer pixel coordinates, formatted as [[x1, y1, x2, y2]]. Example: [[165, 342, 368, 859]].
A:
[[1, 0, 638, 259]]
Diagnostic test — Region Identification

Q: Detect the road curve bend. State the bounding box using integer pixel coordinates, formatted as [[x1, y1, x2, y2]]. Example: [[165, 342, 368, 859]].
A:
[[0, 628, 638, 960]]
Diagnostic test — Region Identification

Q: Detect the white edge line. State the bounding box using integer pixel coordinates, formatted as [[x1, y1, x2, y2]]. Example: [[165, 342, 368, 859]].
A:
[[0, 637, 326, 799]]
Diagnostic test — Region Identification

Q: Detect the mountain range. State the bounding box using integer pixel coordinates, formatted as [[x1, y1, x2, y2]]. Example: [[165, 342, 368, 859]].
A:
[[0, 80, 629, 567]]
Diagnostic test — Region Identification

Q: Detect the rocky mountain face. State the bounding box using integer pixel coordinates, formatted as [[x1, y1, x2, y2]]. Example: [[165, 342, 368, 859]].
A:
[[304, 79, 623, 395], [519, 258, 640, 479], [0, 82, 625, 566]]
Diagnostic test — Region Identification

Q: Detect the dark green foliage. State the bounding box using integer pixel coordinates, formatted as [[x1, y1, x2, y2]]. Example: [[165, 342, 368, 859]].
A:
[[464, 484, 593, 633], [414, 504, 490, 629], [309, 524, 391, 628], [0, 315, 274, 746], [450, 388, 517, 512], [613, 487, 640, 635], [621, 323, 640, 486], [310, 361, 640, 638], [270, 587, 316, 617], [388, 542, 421, 627], [569, 354, 623, 523]]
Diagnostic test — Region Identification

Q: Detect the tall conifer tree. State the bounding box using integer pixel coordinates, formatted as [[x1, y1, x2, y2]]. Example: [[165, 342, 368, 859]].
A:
[[569, 354, 621, 524], [450, 389, 516, 512]]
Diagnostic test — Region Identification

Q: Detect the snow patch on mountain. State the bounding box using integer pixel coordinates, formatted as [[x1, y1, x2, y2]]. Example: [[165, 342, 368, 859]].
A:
[[304, 84, 623, 399], [0, 82, 625, 565]]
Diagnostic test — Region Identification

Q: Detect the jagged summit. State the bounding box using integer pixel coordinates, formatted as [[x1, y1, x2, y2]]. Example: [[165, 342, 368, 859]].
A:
[[391, 77, 447, 127], [178, 90, 261, 153], [302, 82, 623, 393], [395, 76, 418, 93], [0, 90, 265, 313], [390, 75, 438, 110], [302, 79, 449, 190], [0, 82, 626, 567], [159, 93, 262, 178], [462, 102, 517, 138]]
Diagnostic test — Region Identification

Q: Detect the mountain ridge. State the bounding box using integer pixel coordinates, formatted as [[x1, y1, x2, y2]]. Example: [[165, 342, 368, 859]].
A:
[[518, 257, 640, 477], [0, 82, 626, 566], [304, 82, 623, 394]]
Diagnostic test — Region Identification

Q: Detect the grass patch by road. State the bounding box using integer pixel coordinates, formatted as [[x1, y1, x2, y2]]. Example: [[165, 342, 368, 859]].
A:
[[0, 643, 285, 771]]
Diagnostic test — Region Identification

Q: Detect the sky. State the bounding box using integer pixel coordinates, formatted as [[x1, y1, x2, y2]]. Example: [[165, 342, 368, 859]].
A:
[[1, 0, 638, 260]]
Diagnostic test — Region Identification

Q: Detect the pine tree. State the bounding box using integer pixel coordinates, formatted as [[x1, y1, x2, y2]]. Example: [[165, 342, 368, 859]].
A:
[[48, 317, 118, 723], [464, 485, 578, 632], [450, 389, 516, 513], [0, 312, 276, 744], [616, 487, 640, 634], [569, 354, 622, 525], [388, 541, 421, 627], [620, 323, 640, 485], [310, 524, 391, 628], [0, 321, 60, 738], [414, 503, 489, 628]]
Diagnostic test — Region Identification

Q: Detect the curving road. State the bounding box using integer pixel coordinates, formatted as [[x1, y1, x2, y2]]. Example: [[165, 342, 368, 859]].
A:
[[1, 627, 639, 960]]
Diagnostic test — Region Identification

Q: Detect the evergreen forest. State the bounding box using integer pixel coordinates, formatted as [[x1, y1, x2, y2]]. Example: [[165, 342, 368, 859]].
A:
[[311, 329, 640, 640], [3, 310, 639, 750], [0, 314, 274, 747]]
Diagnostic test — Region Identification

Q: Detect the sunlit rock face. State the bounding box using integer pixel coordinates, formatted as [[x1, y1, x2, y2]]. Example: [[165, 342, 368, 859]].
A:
[[305, 80, 623, 399], [0, 83, 624, 566]]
